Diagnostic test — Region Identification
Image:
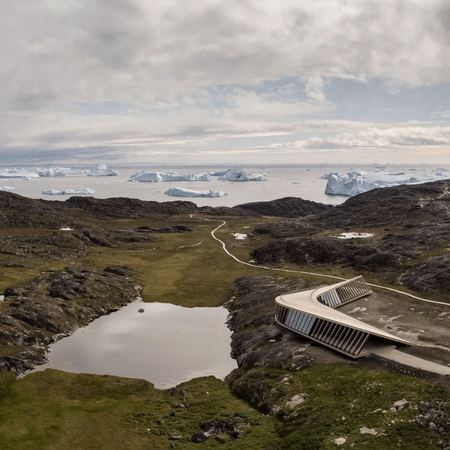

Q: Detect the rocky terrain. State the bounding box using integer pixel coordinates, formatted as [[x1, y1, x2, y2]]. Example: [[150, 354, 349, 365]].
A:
[[233, 196, 333, 218], [250, 179, 450, 294], [1, 180, 450, 375], [1, 184, 450, 448], [0, 264, 140, 372]]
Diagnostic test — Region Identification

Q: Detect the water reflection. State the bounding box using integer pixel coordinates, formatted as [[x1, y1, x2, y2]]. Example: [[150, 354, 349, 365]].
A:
[[28, 300, 237, 388]]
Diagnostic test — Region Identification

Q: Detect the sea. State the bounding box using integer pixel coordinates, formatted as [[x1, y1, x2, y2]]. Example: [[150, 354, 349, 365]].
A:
[[3, 163, 449, 206]]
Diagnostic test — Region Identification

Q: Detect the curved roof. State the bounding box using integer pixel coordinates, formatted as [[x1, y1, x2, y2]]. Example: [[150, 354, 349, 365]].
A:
[[276, 282, 409, 345]]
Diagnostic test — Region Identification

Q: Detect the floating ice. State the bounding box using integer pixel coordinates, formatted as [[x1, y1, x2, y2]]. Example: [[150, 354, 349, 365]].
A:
[[0, 166, 82, 178], [209, 170, 228, 176], [129, 171, 211, 182], [88, 163, 118, 176], [37, 167, 83, 177], [322, 171, 438, 197], [322, 172, 379, 197], [0, 186, 14, 191], [0, 168, 40, 179], [42, 188, 95, 195], [164, 187, 226, 198], [219, 167, 267, 182]]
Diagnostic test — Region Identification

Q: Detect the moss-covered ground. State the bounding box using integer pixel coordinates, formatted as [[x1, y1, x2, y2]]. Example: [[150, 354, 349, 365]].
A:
[[1, 214, 450, 448], [0, 365, 447, 449]]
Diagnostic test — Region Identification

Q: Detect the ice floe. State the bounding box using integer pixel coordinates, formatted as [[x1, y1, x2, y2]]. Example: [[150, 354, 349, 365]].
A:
[[88, 163, 118, 176], [0, 186, 14, 191], [219, 167, 267, 182], [129, 171, 211, 182], [42, 188, 95, 195], [164, 187, 226, 198]]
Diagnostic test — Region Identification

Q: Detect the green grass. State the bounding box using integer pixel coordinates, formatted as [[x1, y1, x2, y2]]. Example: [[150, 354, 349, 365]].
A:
[[0, 370, 278, 450], [1, 214, 450, 448], [74, 216, 280, 307], [0, 365, 447, 449], [2, 214, 446, 307], [231, 364, 448, 450]]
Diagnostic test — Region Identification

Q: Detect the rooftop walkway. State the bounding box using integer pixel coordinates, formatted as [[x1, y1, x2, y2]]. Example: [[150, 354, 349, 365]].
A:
[[275, 277, 410, 358]]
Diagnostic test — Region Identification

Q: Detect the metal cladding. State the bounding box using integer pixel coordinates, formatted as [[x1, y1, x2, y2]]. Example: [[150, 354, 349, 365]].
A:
[[316, 276, 372, 308], [275, 276, 409, 359]]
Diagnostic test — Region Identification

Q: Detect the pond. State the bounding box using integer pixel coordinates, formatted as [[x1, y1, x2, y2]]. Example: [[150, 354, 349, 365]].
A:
[[26, 300, 237, 389]]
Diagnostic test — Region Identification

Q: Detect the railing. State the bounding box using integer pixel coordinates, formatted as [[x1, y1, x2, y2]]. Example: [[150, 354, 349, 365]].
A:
[[316, 276, 372, 308]]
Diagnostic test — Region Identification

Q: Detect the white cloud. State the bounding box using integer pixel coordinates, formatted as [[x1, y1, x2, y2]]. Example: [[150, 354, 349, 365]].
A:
[[2, 0, 450, 163], [306, 126, 450, 148]]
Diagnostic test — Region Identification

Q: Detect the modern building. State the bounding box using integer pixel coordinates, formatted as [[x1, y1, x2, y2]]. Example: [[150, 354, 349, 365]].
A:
[[275, 276, 410, 358]]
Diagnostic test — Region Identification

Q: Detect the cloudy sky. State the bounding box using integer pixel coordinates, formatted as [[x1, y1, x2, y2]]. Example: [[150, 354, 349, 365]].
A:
[[2, 0, 450, 165]]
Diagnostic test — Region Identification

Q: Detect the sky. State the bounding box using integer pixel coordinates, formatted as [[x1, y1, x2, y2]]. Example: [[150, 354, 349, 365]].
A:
[[2, 0, 450, 166]]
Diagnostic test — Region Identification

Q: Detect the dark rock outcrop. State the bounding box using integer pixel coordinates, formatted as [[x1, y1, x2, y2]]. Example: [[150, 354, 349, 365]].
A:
[[0, 264, 140, 373], [234, 197, 333, 218], [317, 180, 449, 229], [251, 238, 399, 271], [226, 275, 318, 370], [397, 256, 450, 293]]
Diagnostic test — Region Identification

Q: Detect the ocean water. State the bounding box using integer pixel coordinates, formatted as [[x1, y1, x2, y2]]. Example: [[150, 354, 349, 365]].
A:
[[4, 163, 449, 207]]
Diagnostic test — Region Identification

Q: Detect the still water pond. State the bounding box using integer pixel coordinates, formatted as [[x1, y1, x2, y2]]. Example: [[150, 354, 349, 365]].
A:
[[28, 300, 237, 389]]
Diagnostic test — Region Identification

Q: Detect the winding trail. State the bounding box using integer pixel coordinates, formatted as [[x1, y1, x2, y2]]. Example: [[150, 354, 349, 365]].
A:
[[207, 218, 450, 375], [210, 220, 450, 308]]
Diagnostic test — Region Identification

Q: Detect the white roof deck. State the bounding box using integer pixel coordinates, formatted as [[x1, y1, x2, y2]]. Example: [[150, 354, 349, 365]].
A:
[[276, 282, 409, 346]]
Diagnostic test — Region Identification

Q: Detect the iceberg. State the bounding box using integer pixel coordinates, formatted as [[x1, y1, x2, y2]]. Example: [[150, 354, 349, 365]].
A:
[[36, 167, 83, 177], [0, 166, 82, 178], [0, 168, 40, 178], [219, 167, 267, 182], [129, 171, 211, 182], [210, 170, 228, 177], [322, 171, 436, 197], [42, 188, 95, 195], [88, 163, 118, 176], [322, 172, 379, 197], [164, 187, 226, 198]]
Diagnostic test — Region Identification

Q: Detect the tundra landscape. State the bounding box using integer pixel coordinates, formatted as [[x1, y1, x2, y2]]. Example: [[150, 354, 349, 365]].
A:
[[1, 180, 450, 449]]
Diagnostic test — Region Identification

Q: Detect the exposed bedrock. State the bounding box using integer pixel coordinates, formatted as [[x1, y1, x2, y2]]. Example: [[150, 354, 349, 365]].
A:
[[234, 196, 333, 218], [251, 238, 399, 271], [0, 192, 202, 228], [397, 256, 450, 294], [0, 192, 330, 231], [225, 275, 389, 414], [0, 264, 140, 373], [249, 180, 450, 294], [316, 180, 450, 229], [226, 275, 352, 372]]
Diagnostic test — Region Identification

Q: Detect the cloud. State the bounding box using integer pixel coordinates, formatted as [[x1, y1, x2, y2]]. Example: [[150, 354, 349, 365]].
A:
[[307, 126, 450, 148], [2, 1, 450, 163], [2, 0, 450, 109]]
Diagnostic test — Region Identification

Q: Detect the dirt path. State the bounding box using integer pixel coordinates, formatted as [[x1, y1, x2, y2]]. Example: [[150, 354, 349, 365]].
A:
[[210, 220, 450, 307], [209, 218, 450, 371]]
